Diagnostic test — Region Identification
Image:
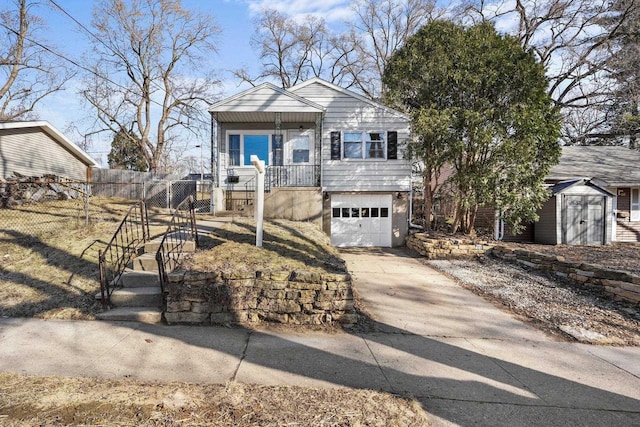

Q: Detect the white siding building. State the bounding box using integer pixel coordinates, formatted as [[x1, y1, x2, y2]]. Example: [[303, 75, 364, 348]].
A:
[[0, 121, 99, 181], [209, 78, 412, 247]]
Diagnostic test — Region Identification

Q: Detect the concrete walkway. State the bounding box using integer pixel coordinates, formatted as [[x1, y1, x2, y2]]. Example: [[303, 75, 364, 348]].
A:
[[1, 247, 639, 426]]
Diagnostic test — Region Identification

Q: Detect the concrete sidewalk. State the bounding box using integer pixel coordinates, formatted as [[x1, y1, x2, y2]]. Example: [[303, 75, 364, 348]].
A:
[[1, 247, 639, 426]]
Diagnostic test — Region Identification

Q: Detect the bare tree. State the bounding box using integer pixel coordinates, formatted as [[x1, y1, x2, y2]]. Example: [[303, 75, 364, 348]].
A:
[[0, 0, 73, 120], [602, 0, 640, 149], [81, 0, 221, 172], [240, 0, 440, 98], [236, 9, 336, 88], [456, 0, 637, 143], [340, 0, 441, 99]]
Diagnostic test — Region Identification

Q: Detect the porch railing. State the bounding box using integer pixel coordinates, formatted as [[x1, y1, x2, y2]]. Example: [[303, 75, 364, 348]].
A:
[[266, 165, 320, 190], [98, 201, 149, 307], [155, 195, 199, 293]]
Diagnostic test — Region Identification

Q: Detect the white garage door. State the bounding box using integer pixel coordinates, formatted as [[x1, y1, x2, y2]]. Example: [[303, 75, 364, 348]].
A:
[[331, 194, 392, 247]]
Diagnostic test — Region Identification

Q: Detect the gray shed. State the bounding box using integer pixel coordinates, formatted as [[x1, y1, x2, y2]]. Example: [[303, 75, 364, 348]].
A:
[[535, 179, 614, 245]]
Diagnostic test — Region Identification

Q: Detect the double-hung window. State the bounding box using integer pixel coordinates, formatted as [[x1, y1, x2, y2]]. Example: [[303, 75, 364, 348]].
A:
[[331, 131, 395, 160], [342, 131, 385, 159], [632, 188, 640, 221], [343, 132, 364, 159]]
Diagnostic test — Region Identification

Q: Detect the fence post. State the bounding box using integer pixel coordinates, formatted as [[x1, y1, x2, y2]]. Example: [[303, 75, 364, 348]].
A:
[[85, 183, 90, 226], [209, 180, 215, 215], [166, 181, 171, 211]]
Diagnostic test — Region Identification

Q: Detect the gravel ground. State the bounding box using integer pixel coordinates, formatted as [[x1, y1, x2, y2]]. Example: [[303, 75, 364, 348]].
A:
[[502, 242, 640, 276], [426, 256, 640, 346]]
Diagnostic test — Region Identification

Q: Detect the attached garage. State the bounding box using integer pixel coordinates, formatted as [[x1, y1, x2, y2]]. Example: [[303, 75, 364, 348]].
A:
[[330, 194, 392, 247]]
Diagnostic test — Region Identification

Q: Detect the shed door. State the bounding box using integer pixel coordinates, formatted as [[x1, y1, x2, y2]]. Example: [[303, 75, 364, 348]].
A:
[[331, 194, 392, 247], [564, 195, 605, 245]]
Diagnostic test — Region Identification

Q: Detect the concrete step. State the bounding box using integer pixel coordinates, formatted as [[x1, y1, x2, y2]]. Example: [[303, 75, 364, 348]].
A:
[[131, 253, 159, 272], [95, 307, 163, 324], [144, 238, 196, 254], [120, 270, 160, 288], [109, 287, 162, 307]]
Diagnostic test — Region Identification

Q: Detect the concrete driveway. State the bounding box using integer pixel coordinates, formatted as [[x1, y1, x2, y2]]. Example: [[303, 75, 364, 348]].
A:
[[340, 247, 640, 426], [0, 247, 639, 426]]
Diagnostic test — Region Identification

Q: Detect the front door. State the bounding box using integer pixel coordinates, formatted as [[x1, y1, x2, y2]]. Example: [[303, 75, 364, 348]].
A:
[[285, 130, 314, 186], [564, 195, 605, 245]]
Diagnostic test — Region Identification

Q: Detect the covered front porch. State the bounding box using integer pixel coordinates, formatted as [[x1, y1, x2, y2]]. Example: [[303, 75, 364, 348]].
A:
[[209, 82, 325, 198]]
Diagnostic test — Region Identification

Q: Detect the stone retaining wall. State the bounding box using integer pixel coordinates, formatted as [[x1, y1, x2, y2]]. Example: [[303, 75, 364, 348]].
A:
[[164, 270, 357, 326], [406, 233, 493, 259], [492, 246, 640, 305]]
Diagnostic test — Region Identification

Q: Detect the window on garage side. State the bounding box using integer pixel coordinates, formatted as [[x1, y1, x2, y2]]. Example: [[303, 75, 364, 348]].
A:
[[343, 132, 363, 159], [632, 188, 640, 221], [366, 132, 385, 159], [330, 131, 397, 160]]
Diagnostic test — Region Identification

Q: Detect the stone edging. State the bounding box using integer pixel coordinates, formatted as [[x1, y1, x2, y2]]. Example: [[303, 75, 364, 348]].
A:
[[163, 270, 357, 326], [406, 233, 493, 258], [491, 246, 640, 305], [406, 234, 640, 305]]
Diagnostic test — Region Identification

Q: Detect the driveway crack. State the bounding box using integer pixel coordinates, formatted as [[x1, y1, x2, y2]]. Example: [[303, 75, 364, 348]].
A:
[[231, 330, 252, 382], [360, 334, 396, 394]]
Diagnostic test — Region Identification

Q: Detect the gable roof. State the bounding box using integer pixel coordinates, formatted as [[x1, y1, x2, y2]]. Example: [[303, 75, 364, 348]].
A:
[[289, 77, 409, 120], [209, 82, 325, 113], [0, 121, 100, 168], [550, 178, 615, 197], [548, 146, 640, 187]]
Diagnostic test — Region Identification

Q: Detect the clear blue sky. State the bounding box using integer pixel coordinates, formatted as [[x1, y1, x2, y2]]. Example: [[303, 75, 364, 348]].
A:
[[28, 0, 356, 167]]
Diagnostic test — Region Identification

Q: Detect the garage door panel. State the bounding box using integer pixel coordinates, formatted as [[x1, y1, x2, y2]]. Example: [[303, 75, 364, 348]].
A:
[[331, 194, 392, 247]]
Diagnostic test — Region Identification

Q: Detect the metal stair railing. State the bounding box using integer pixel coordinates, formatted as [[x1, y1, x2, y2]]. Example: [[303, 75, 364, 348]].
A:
[[155, 195, 199, 293], [98, 201, 149, 307]]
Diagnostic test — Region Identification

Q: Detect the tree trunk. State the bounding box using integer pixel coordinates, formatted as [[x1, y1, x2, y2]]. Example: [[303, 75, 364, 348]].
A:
[[423, 168, 434, 229]]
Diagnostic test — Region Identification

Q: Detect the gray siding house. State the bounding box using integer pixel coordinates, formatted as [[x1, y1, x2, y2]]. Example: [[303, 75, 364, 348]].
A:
[[209, 78, 412, 247], [0, 121, 99, 181], [547, 146, 640, 243]]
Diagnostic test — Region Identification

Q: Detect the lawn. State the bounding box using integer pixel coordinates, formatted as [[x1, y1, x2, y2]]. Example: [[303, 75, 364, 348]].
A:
[[185, 217, 346, 275], [0, 197, 179, 319], [0, 198, 346, 319], [0, 372, 430, 426]]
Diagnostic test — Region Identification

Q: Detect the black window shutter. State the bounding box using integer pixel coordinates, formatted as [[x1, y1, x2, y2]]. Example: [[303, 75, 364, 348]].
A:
[[330, 131, 341, 160], [387, 131, 398, 160]]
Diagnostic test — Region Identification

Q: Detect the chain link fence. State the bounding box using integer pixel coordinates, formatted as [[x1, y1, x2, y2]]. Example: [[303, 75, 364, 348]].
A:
[[0, 177, 93, 237], [0, 172, 214, 237]]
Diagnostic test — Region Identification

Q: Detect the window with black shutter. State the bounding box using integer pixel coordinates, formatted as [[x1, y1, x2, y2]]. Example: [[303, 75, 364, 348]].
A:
[[330, 131, 341, 160]]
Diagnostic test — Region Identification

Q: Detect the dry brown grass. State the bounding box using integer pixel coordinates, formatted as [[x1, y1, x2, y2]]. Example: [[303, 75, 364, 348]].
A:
[[0, 372, 431, 426], [0, 198, 170, 320], [185, 218, 347, 275], [0, 199, 345, 319]]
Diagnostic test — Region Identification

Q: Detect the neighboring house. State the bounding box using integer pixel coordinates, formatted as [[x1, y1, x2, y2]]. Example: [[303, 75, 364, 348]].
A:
[[209, 78, 412, 247], [546, 146, 640, 243], [0, 121, 99, 181], [473, 146, 640, 245]]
